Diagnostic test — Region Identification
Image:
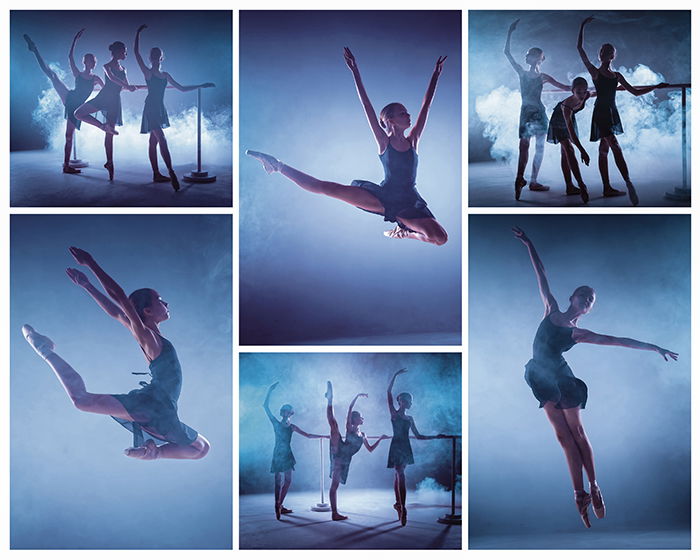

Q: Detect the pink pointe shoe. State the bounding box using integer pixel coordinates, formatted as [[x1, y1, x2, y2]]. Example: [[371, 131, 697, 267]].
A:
[[575, 490, 592, 528]]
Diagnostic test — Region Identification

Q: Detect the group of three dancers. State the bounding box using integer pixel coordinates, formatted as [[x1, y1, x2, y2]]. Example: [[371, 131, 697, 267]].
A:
[[264, 370, 448, 524], [24, 26, 214, 190], [507, 16, 668, 205]]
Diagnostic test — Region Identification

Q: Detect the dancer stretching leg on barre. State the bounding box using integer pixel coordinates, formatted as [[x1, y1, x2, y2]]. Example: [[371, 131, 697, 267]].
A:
[[325, 381, 388, 521]]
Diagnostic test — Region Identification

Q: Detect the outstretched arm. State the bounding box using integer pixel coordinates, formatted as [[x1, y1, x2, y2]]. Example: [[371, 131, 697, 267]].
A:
[[69, 29, 84, 77], [409, 417, 446, 440], [164, 72, 215, 92], [577, 17, 598, 78], [504, 19, 523, 74], [68, 247, 159, 356], [346, 393, 367, 432], [263, 382, 279, 425], [387, 368, 407, 414], [616, 73, 668, 97], [542, 74, 571, 91], [573, 329, 678, 361], [363, 434, 389, 452], [344, 47, 388, 152], [408, 56, 446, 147], [562, 103, 590, 166], [292, 425, 326, 439], [134, 24, 150, 78], [66, 267, 130, 327], [512, 227, 558, 315]]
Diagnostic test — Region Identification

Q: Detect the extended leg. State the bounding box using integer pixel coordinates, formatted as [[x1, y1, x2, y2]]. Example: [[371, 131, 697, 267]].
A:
[[24, 35, 69, 103], [529, 134, 549, 190], [598, 137, 624, 197], [104, 132, 114, 180], [395, 465, 407, 525], [393, 217, 448, 246], [515, 138, 529, 199], [74, 103, 116, 134], [126, 434, 211, 461]]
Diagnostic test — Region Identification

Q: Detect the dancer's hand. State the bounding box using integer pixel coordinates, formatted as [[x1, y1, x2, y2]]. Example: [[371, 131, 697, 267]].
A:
[[394, 368, 408, 376], [434, 56, 447, 76], [127, 85, 138, 92], [74, 29, 86, 40], [656, 347, 678, 361], [137, 24, 147, 33], [582, 16, 594, 26], [343, 47, 357, 72], [580, 149, 590, 166], [656, 82, 669, 89], [268, 381, 279, 391], [66, 267, 90, 287], [357, 393, 368, 398], [69, 246, 94, 266], [200, 82, 215, 88], [512, 226, 531, 245], [508, 19, 519, 33], [380, 434, 390, 440]]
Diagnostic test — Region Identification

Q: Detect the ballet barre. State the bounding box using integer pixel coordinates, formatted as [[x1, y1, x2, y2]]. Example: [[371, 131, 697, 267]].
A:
[[309, 435, 462, 525]]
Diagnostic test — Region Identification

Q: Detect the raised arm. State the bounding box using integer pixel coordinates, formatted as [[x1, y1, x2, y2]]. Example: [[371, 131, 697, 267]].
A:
[[66, 267, 130, 327], [616, 73, 668, 97], [346, 393, 367, 432], [69, 29, 84, 77], [134, 24, 150, 78], [68, 247, 159, 356], [387, 368, 407, 414], [409, 417, 446, 440], [577, 17, 598, 78], [504, 20, 523, 74], [263, 382, 279, 425], [292, 425, 326, 439], [363, 434, 389, 452], [164, 72, 215, 92], [562, 103, 590, 166], [344, 47, 388, 152], [512, 227, 558, 315], [408, 56, 446, 147], [572, 329, 678, 361]]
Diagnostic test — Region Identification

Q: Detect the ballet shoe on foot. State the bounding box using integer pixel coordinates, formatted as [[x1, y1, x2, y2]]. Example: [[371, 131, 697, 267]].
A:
[[332, 513, 348, 521], [603, 186, 625, 198], [580, 184, 589, 204], [625, 181, 639, 206], [384, 225, 409, 239], [528, 182, 550, 191], [325, 381, 333, 401], [24, 34, 38, 52], [280, 506, 293, 514], [275, 504, 281, 520], [565, 185, 581, 195], [514, 177, 527, 200], [153, 173, 171, 183], [169, 169, 180, 192], [246, 150, 281, 173], [125, 439, 160, 460], [401, 505, 407, 526], [63, 165, 81, 174], [104, 162, 114, 181], [21, 324, 55, 359], [103, 124, 119, 136], [575, 490, 592, 528], [393, 502, 402, 521], [590, 484, 606, 519]]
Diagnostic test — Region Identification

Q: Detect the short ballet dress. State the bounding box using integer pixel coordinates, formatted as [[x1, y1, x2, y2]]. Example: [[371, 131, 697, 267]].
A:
[[64, 74, 95, 129], [590, 72, 623, 142], [387, 414, 414, 468], [547, 100, 585, 144], [140, 74, 170, 133], [330, 431, 363, 485], [111, 334, 198, 447], [519, 72, 549, 139], [524, 315, 588, 409], [352, 143, 435, 229], [87, 67, 125, 126], [270, 421, 296, 473]]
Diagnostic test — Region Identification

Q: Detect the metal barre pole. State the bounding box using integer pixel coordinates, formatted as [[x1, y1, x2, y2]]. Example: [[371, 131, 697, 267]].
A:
[[310, 438, 331, 512], [184, 87, 217, 184]]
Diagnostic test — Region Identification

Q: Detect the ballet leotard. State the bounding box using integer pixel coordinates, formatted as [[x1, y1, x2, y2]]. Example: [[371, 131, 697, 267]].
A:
[[270, 421, 296, 473], [590, 72, 623, 142], [64, 74, 95, 129], [88, 67, 126, 126], [387, 414, 414, 468], [141, 74, 170, 134], [330, 431, 363, 485], [518, 72, 549, 139]]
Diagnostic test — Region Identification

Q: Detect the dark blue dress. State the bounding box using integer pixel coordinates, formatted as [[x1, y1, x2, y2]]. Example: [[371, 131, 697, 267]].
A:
[[591, 73, 624, 142], [352, 143, 435, 227], [270, 421, 296, 473], [64, 74, 94, 129], [141, 74, 170, 133], [519, 72, 548, 139], [547, 100, 585, 145], [387, 414, 414, 468], [88, 67, 125, 126], [330, 431, 363, 485], [524, 315, 588, 409], [111, 334, 198, 446]]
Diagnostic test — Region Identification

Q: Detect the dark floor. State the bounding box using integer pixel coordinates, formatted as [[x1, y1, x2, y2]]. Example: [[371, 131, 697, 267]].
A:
[[298, 332, 461, 346], [11, 150, 232, 207], [240, 489, 462, 549], [468, 161, 690, 207]]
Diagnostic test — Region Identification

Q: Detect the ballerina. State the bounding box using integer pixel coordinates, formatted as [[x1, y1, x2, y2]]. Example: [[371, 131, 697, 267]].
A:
[[325, 381, 388, 521], [387, 368, 447, 526], [263, 382, 324, 520], [247, 47, 448, 245], [513, 226, 677, 527], [577, 16, 668, 206], [23, 29, 104, 174], [74, 40, 138, 181], [134, 24, 215, 191], [504, 19, 570, 200], [21, 247, 210, 460]]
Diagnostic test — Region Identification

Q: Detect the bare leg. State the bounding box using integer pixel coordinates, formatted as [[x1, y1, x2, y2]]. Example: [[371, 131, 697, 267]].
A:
[[279, 469, 292, 506], [559, 145, 578, 194], [561, 140, 589, 203], [63, 120, 80, 172], [74, 103, 115, 134], [598, 137, 624, 196], [515, 138, 529, 199], [152, 128, 179, 191], [274, 471, 283, 519], [395, 465, 407, 525], [561, 408, 597, 486], [529, 134, 549, 190], [24, 35, 69, 103], [148, 132, 162, 176], [393, 472, 402, 520], [391, 217, 448, 246], [126, 434, 210, 461], [607, 136, 638, 205]]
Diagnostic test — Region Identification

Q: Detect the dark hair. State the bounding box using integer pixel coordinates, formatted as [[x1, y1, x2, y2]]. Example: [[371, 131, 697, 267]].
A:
[[128, 288, 156, 321], [526, 47, 544, 60], [599, 43, 615, 59], [109, 41, 126, 55], [379, 102, 404, 129], [150, 47, 163, 61], [397, 392, 412, 405], [351, 410, 362, 423], [570, 285, 595, 299], [572, 77, 588, 90]]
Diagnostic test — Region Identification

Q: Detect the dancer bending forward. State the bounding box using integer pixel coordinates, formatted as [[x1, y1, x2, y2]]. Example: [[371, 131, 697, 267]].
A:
[[325, 381, 387, 521], [264, 382, 324, 520], [247, 47, 448, 245], [513, 226, 677, 527], [22, 247, 210, 460]]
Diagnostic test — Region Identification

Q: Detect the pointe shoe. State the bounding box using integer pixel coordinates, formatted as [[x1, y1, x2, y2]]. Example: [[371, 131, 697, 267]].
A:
[[580, 184, 589, 204], [603, 186, 625, 198], [565, 185, 581, 195], [528, 182, 550, 191], [393, 502, 402, 521], [23, 34, 38, 53], [575, 490, 592, 528], [400, 505, 407, 526], [104, 162, 114, 181], [103, 123, 119, 136], [275, 503, 281, 520], [246, 150, 281, 173], [63, 165, 81, 174], [515, 177, 527, 200], [332, 513, 348, 521], [153, 173, 171, 183], [626, 181, 639, 207], [590, 484, 606, 519], [325, 380, 333, 402], [21, 324, 55, 359], [280, 506, 293, 514], [384, 225, 409, 239], [125, 439, 160, 460], [169, 169, 180, 192]]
